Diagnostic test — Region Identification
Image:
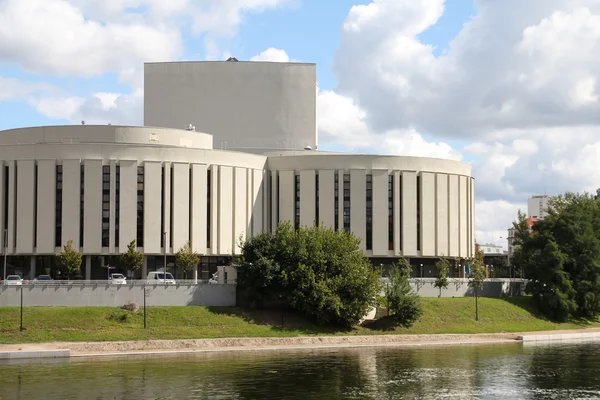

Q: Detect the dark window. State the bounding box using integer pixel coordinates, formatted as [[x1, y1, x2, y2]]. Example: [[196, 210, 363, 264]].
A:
[[315, 174, 319, 226], [34, 164, 38, 248], [366, 174, 372, 250], [101, 166, 110, 247], [160, 166, 164, 247], [417, 175, 421, 252], [189, 166, 192, 244], [343, 174, 350, 233], [294, 174, 300, 230], [334, 173, 339, 231], [207, 169, 211, 248], [276, 173, 280, 225], [13, 164, 17, 248], [388, 175, 393, 251], [137, 166, 144, 247], [55, 165, 63, 247], [80, 165, 84, 247], [399, 175, 403, 251], [170, 166, 174, 248], [115, 165, 120, 247], [4, 166, 8, 233]]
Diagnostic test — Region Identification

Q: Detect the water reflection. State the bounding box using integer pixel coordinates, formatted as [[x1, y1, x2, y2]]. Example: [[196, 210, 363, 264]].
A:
[[2, 343, 600, 399]]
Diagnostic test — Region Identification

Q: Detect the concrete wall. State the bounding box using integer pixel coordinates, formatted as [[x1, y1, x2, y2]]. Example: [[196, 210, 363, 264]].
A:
[[0, 285, 236, 307], [144, 61, 317, 152], [403, 279, 525, 298]]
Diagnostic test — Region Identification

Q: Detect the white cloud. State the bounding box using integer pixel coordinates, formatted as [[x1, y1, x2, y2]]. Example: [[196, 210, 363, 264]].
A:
[[0, 77, 55, 101], [475, 200, 525, 249], [0, 0, 182, 79], [251, 48, 291, 62], [318, 90, 462, 160]]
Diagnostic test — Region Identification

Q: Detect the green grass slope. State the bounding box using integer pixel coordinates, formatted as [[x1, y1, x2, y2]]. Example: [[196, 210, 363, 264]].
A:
[[0, 297, 597, 344]]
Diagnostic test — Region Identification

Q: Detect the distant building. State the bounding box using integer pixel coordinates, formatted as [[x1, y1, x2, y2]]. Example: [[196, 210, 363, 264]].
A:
[[479, 243, 504, 256], [528, 195, 550, 220], [507, 217, 537, 263]]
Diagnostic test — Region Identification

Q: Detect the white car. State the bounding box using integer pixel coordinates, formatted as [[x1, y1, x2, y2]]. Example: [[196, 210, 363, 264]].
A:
[[146, 271, 176, 284], [4, 275, 23, 285], [109, 273, 127, 285]]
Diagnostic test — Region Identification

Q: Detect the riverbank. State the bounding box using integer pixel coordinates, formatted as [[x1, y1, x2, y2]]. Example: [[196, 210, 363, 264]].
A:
[[1, 297, 599, 345]]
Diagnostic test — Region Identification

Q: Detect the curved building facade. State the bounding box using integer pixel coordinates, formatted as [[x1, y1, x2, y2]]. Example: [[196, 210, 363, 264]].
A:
[[0, 124, 474, 280]]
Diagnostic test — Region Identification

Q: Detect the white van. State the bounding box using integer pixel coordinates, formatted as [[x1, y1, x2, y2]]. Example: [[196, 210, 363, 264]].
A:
[[146, 271, 176, 284]]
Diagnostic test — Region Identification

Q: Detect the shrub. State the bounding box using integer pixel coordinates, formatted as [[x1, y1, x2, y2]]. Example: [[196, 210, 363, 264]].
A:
[[385, 258, 423, 327]]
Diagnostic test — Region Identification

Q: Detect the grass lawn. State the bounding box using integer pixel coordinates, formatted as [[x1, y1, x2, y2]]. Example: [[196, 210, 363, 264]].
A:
[[0, 297, 598, 344]]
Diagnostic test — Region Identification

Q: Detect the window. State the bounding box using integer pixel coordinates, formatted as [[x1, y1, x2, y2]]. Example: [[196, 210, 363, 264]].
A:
[[34, 164, 38, 248], [388, 175, 393, 251], [399, 175, 402, 251], [334, 173, 339, 231], [294, 174, 300, 230], [276, 173, 280, 225], [160, 166, 165, 247], [207, 169, 211, 248], [55, 165, 63, 247], [115, 165, 120, 247], [137, 166, 144, 247], [417, 175, 421, 252], [170, 166, 173, 247], [366, 174, 372, 250], [80, 165, 84, 247], [101, 165, 110, 247], [4, 166, 8, 234], [315, 174, 319, 226], [343, 173, 350, 233]]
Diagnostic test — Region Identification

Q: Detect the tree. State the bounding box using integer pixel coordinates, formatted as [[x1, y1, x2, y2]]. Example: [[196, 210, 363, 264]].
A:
[[56, 240, 82, 279], [385, 258, 423, 327], [237, 222, 381, 328], [512, 192, 600, 321], [469, 247, 486, 321], [120, 240, 144, 274], [433, 257, 451, 297], [175, 241, 200, 279]]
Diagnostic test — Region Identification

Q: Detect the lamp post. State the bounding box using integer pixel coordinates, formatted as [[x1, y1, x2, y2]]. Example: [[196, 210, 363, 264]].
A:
[[420, 263, 424, 278]]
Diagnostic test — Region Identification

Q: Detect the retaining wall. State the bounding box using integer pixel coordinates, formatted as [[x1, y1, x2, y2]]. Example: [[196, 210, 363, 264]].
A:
[[406, 278, 526, 298], [0, 284, 236, 307]]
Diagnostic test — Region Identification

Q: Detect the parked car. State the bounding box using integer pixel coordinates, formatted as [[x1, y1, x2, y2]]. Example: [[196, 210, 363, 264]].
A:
[[146, 271, 176, 284], [109, 273, 127, 285], [4, 275, 23, 285], [33, 275, 53, 282]]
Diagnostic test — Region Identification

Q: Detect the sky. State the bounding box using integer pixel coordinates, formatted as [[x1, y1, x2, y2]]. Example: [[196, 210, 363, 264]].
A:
[[2, 0, 600, 248]]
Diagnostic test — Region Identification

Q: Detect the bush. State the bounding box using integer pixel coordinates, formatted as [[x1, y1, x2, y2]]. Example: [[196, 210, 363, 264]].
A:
[[107, 310, 130, 323], [237, 222, 381, 328], [385, 259, 423, 327]]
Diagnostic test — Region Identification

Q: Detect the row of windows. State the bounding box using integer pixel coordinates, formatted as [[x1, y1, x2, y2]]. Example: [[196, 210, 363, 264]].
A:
[[289, 173, 426, 252]]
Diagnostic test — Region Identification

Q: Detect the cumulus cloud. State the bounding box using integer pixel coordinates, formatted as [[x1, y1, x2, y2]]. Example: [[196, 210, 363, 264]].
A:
[[318, 90, 462, 160], [251, 48, 291, 62], [0, 76, 55, 101]]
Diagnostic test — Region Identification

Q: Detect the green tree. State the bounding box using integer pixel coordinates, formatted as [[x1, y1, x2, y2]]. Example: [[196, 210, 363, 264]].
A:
[[237, 222, 381, 328], [56, 240, 82, 279], [469, 247, 486, 321], [434, 256, 451, 297], [119, 240, 144, 275], [512, 193, 600, 321], [385, 258, 423, 327], [175, 241, 200, 279]]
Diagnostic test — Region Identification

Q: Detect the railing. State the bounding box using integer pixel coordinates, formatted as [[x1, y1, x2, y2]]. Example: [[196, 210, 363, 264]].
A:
[[3, 279, 237, 286]]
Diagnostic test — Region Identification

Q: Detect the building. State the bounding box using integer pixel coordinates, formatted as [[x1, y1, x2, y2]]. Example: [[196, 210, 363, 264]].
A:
[[507, 217, 537, 262], [144, 60, 318, 154], [0, 60, 475, 280], [479, 243, 504, 256], [528, 195, 550, 220]]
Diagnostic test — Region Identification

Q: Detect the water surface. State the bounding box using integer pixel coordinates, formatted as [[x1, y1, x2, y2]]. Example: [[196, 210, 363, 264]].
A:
[[2, 342, 600, 399]]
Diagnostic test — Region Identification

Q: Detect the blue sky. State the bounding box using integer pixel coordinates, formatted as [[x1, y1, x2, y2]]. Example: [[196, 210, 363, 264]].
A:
[[0, 0, 476, 132]]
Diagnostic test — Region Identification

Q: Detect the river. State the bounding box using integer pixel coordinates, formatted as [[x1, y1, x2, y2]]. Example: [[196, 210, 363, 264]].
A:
[[2, 342, 600, 399]]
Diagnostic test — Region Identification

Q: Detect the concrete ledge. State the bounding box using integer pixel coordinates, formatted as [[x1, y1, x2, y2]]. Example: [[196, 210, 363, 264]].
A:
[[518, 332, 600, 342], [0, 350, 70, 360]]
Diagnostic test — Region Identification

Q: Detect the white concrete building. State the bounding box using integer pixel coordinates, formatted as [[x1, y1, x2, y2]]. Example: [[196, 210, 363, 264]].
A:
[[0, 60, 475, 280], [528, 195, 550, 220], [144, 60, 318, 154]]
